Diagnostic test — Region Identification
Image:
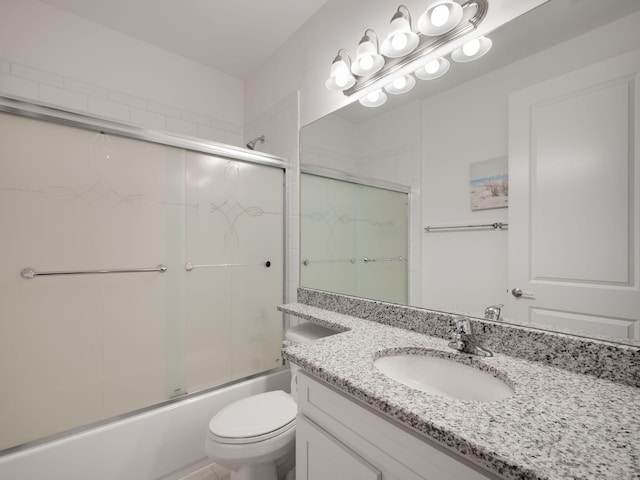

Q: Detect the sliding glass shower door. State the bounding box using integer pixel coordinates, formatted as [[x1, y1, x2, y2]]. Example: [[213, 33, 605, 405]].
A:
[[185, 152, 283, 392], [0, 111, 284, 451]]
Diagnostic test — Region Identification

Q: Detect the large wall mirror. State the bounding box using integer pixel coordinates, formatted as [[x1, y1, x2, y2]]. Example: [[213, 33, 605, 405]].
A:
[[300, 0, 640, 345]]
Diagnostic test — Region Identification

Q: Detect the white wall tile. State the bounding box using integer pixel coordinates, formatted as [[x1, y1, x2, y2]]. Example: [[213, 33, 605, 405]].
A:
[[11, 63, 63, 87], [88, 96, 130, 122], [39, 84, 87, 111], [181, 110, 214, 127], [224, 131, 243, 147], [197, 125, 226, 144], [148, 101, 181, 119], [0, 73, 38, 99], [130, 107, 166, 130], [109, 91, 147, 109], [167, 116, 198, 137], [64, 78, 108, 99]]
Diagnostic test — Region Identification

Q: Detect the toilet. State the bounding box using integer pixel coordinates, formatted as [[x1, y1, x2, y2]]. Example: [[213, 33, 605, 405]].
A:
[[205, 322, 336, 480]]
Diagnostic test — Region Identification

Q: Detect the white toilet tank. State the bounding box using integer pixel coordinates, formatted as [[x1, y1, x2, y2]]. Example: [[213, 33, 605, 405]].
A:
[[284, 322, 337, 399]]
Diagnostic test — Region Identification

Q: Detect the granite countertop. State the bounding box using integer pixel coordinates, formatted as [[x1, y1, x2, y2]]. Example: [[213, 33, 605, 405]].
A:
[[279, 303, 640, 480]]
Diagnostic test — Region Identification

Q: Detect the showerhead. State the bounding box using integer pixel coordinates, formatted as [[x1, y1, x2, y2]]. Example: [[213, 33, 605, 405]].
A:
[[246, 135, 265, 150]]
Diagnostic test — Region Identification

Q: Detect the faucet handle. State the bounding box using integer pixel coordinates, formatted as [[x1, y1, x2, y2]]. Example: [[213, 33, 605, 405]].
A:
[[454, 316, 473, 335], [484, 304, 503, 321]]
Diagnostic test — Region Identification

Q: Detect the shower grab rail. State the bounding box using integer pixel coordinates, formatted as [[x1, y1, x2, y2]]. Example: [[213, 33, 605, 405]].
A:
[[184, 261, 271, 271], [302, 258, 356, 266], [425, 222, 508, 232], [20, 264, 167, 279], [363, 256, 405, 263]]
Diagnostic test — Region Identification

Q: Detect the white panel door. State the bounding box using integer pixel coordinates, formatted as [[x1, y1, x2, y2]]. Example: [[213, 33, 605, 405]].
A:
[[508, 50, 640, 340]]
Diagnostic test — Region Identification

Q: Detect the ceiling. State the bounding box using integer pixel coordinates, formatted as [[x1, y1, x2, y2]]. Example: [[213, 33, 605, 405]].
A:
[[37, 0, 328, 79]]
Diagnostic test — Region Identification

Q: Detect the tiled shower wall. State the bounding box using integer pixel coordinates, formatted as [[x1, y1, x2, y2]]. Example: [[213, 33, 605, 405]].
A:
[[0, 58, 244, 146]]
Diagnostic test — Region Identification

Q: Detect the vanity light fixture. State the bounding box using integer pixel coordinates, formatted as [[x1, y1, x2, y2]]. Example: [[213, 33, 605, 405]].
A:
[[451, 36, 492, 62], [325, 49, 356, 91], [418, 0, 464, 36], [352, 29, 385, 76], [325, 0, 491, 108], [380, 6, 419, 58], [359, 89, 388, 108], [384, 74, 416, 95]]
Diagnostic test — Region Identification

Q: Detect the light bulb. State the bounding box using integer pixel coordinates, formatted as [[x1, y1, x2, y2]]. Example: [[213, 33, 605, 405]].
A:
[[367, 91, 380, 102], [334, 71, 349, 88], [391, 33, 408, 51], [424, 59, 440, 74], [393, 76, 407, 90], [463, 39, 480, 57], [359, 54, 374, 71], [430, 5, 449, 27]]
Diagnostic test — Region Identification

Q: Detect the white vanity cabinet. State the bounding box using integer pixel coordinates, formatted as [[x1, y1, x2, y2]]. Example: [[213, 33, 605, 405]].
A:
[[296, 371, 500, 480]]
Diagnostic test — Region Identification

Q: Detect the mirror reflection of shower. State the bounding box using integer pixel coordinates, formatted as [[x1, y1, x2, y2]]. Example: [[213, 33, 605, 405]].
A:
[[300, 172, 409, 304], [246, 135, 265, 150]]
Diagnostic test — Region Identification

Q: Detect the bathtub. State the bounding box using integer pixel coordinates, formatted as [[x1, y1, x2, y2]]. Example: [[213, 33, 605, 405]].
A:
[[0, 369, 290, 480]]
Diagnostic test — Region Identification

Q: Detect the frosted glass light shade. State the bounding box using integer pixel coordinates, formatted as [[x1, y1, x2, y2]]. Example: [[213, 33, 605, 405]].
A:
[[418, 0, 463, 36], [384, 74, 416, 95], [381, 7, 419, 58], [326, 54, 356, 90], [352, 32, 385, 76], [451, 36, 492, 62], [415, 57, 450, 80], [359, 89, 387, 107]]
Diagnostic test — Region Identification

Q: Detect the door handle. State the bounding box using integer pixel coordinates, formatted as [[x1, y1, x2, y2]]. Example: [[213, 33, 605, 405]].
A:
[[511, 288, 535, 299]]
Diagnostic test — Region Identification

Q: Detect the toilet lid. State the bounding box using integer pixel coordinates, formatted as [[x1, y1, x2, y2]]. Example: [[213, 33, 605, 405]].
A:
[[208, 390, 296, 444]]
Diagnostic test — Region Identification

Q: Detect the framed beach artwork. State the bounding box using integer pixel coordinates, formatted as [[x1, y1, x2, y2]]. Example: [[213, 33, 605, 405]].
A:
[[469, 157, 508, 211]]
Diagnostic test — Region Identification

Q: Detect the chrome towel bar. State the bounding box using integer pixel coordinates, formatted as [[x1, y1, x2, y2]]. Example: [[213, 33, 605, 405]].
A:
[[425, 222, 508, 232], [363, 256, 405, 263], [20, 264, 167, 279], [302, 258, 356, 266], [184, 261, 271, 271]]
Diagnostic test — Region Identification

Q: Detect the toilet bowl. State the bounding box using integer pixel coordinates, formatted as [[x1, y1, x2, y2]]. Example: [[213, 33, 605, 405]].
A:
[[205, 322, 336, 480]]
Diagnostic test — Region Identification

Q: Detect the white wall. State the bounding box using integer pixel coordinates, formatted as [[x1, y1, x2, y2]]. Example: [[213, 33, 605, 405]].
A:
[[0, 0, 244, 145]]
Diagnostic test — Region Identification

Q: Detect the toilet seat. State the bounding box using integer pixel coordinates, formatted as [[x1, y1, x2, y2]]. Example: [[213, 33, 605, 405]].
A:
[[208, 390, 297, 445]]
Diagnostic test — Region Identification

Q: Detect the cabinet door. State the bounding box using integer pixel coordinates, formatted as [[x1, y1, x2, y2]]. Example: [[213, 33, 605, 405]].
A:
[[297, 414, 382, 480]]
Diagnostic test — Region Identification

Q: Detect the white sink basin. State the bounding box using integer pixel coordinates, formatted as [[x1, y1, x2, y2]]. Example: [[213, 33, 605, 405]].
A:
[[374, 354, 514, 402]]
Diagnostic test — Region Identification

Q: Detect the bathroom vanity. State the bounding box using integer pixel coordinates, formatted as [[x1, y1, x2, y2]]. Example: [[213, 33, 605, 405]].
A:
[[280, 292, 640, 480]]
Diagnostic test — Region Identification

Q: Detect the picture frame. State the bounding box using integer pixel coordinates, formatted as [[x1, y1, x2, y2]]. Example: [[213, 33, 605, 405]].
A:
[[470, 157, 508, 211]]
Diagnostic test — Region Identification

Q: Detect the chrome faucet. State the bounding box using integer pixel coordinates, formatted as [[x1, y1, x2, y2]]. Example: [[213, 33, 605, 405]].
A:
[[448, 316, 493, 357], [484, 304, 503, 321]]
